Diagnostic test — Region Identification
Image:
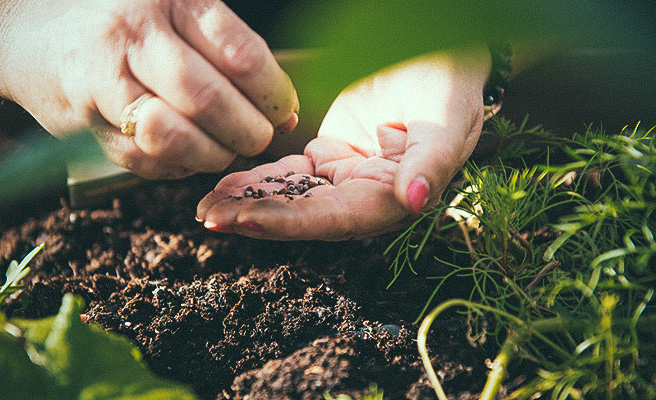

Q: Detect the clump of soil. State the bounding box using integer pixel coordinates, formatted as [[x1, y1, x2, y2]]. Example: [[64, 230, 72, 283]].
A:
[[1, 173, 489, 399]]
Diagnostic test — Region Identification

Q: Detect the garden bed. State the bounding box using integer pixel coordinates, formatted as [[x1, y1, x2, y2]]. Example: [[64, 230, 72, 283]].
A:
[[2, 118, 655, 400], [0, 171, 490, 399]]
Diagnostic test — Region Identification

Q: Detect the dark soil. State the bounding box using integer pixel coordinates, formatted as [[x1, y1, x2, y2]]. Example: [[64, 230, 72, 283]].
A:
[[1, 171, 493, 400]]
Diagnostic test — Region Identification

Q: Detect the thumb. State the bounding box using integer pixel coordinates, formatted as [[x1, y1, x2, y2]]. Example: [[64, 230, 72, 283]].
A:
[[394, 118, 482, 214]]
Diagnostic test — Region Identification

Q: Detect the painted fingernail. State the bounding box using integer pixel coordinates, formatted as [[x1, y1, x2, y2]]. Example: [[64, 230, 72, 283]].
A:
[[195, 214, 204, 223], [204, 222, 234, 233], [407, 177, 429, 214], [237, 221, 264, 232], [276, 112, 299, 133], [383, 122, 407, 132]]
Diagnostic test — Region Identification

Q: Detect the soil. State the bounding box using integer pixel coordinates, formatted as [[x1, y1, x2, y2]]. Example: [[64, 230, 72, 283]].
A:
[[0, 170, 496, 400]]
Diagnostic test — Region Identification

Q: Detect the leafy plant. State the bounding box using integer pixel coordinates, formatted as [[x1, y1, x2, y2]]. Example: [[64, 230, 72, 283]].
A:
[[387, 118, 656, 399], [1, 293, 200, 400], [0, 243, 44, 304]]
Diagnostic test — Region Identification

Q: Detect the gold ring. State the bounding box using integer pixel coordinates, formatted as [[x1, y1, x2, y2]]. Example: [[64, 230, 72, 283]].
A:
[[119, 93, 153, 138]]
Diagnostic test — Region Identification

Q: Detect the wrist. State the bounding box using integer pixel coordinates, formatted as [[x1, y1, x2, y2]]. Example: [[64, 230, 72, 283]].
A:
[[483, 41, 512, 120]]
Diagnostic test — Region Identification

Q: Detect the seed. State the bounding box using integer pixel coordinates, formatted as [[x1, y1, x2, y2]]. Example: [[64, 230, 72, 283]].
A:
[[278, 187, 287, 195], [244, 190, 253, 197], [246, 186, 255, 192], [296, 183, 304, 191], [302, 174, 311, 180], [265, 176, 273, 182], [257, 189, 266, 197], [303, 184, 309, 191], [286, 171, 295, 177], [275, 176, 286, 183], [272, 189, 279, 195]]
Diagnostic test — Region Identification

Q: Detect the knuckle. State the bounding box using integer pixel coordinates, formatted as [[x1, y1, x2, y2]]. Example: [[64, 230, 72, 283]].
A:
[[220, 31, 268, 76], [240, 123, 273, 156], [186, 80, 224, 119], [137, 117, 189, 161]]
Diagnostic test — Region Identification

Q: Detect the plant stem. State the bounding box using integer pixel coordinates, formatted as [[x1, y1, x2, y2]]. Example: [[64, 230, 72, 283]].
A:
[[479, 330, 521, 400]]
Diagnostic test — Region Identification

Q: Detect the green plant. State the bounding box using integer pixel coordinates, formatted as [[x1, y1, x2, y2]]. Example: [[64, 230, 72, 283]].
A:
[[1, 293, 199, 400], [0, 243, 43, 304], [387, 118, 656, 399], [324, 383, 384, 400]]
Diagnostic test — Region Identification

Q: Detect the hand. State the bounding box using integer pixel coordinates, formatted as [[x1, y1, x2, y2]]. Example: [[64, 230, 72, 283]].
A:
[[196, 48, 491, 240], [0, 0, 298, 179]]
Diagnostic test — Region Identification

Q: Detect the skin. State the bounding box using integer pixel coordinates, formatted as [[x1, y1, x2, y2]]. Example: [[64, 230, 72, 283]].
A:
[[0, 0, 299, 179], [197, 47, 491, 240]]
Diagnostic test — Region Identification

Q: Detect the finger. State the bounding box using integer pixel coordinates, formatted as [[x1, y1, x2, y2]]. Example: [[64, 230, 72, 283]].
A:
[[394, 119, 482, 215], [93, 123, 196, 180], [131, 94, 237, 172], [171, 0, 299, 132], [377, 123, 408, 162], [127, 18, 274, 156]]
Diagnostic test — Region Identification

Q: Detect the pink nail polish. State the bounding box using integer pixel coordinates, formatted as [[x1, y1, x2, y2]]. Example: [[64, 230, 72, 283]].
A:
[[383, 122, 407, 132], [276, 113, 299, 133], [204, 222, 234, 233], [237, 221, 264, 232], [195, 214, 204, 223], [407, 178, 429, 214]]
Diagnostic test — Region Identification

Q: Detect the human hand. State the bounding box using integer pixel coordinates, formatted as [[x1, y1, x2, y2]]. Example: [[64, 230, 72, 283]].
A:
[[196, 48, 491, 240], [0, 0, 298, 179]]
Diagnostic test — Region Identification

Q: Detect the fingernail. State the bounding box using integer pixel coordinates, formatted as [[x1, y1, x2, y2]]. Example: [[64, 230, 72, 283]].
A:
[[383, 122, 407, 132], [407, 177, 429, 214], [237, 221, 264, 232], [204, 221, 234, 233], [276, 112, 298, 133], [195, 214, 204, 223]]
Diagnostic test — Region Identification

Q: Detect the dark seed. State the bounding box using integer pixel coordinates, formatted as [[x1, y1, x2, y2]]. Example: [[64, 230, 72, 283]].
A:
[[246, 186, 255, 192], [245, 191, 253, 197], [286, 171, 295, 177], [272, 189, 279, 195], [265, 176, 273, 182], [303, 184, 309, 191], [278, 187, 287, 195], [258, 189, 266, 197], [275, 176, 286, 183]]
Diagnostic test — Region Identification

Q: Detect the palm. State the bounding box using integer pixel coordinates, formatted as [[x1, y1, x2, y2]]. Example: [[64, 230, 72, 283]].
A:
[[197, 51, 487, 240]]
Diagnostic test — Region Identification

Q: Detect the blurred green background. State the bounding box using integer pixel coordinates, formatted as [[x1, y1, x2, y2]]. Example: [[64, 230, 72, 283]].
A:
[[1, 0, 655, 221]]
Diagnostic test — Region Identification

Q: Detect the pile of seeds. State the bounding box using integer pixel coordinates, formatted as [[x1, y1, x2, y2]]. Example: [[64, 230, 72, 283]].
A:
[[243, 171, 330, 200]]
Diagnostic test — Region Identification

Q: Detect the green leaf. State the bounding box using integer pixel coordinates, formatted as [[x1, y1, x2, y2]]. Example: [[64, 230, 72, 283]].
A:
[[3, 293, 199, 400], [1, 243, 44, 295]]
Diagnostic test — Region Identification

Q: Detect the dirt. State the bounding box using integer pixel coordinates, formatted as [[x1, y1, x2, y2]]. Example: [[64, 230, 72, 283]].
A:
[[1, 172, 493, 400]]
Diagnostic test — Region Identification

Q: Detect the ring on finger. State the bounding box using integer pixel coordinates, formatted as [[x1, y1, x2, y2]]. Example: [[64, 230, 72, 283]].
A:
[[119, 93, 153, 138]]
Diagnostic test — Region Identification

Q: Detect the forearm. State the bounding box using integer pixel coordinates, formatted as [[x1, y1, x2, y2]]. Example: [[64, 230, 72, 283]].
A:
[[0, 0, 36, 100]]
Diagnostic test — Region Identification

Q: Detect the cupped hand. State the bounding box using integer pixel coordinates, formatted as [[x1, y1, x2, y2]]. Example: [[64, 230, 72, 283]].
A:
[[0, 0, 298, 179], [196, 47, 491, 240]]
